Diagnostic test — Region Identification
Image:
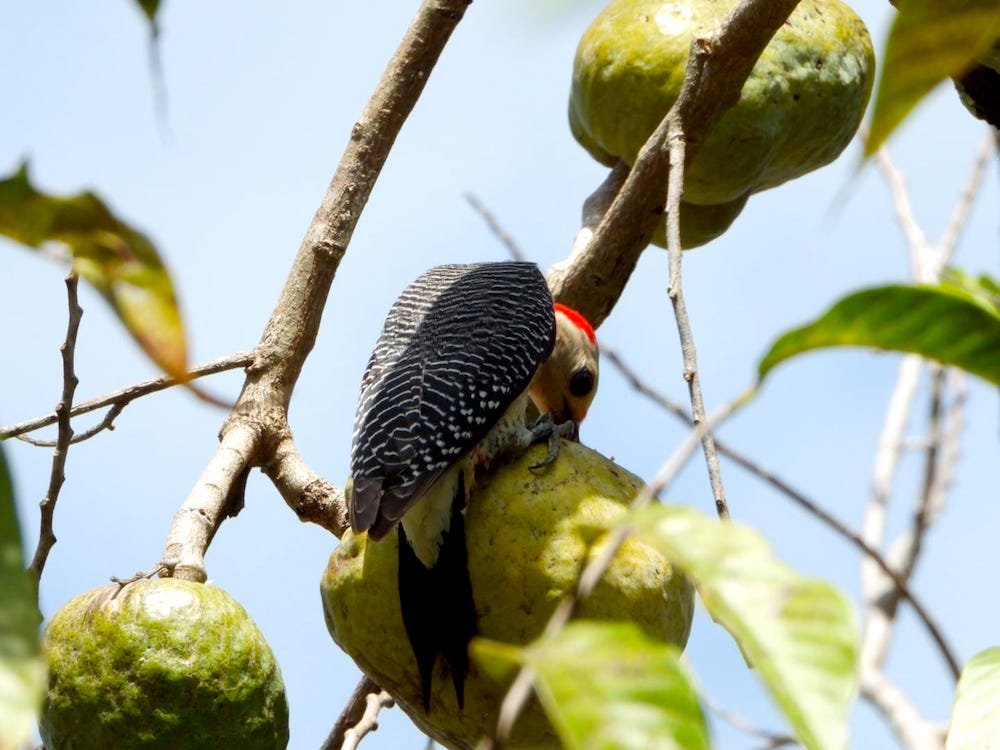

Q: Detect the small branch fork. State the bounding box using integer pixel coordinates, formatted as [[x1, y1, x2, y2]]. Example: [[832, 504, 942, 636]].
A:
[[28, 274, 83, 585]]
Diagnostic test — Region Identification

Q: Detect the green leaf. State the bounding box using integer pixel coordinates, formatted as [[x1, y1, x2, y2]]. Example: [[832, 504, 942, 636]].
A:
[[0, 164, 188, 378], [947, 648, 1000, 750], [0, 444, 44, 750], [632, 506, 857, 750], [758, 280, 1000, 386], [866, 0, 1000, 155], [475, 621, 710, 750]]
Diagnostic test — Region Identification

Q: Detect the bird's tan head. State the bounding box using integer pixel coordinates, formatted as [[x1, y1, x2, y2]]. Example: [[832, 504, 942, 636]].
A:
[[528, 303, 599, 433]]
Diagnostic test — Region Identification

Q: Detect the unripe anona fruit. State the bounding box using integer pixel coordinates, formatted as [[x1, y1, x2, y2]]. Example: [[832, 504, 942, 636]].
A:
[[322, 441, 694, 750], [570, 0, 875, 248], [42, 579, 289, 750]]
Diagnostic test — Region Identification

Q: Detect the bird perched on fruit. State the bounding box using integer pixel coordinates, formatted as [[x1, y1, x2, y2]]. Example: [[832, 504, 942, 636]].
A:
[[347, 261, 598, 711]]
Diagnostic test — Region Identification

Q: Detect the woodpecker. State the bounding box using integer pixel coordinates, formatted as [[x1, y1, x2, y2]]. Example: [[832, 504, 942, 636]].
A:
[[348, 261, 599, 711]]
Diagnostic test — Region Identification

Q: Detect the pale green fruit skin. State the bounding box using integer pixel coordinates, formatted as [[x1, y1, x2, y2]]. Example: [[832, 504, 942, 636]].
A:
[[570, 0, 876, 207], [321, 441, 694, 750], [41, 579, 289, 750], [652, 195, 749, 248]]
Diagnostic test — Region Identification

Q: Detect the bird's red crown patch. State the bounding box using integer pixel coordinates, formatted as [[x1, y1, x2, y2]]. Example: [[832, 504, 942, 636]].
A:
[[554, 303, 596, 344]]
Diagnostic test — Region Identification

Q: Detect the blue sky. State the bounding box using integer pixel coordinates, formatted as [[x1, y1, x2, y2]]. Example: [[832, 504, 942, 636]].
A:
[[2, 1, 997, 748]]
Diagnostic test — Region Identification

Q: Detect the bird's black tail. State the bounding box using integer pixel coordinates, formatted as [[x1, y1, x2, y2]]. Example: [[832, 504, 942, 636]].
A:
[[397, 473, 477, 712]]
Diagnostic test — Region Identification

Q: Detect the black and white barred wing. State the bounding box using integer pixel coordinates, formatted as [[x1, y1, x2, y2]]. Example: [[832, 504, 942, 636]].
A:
[[349, 262, 555, 538]]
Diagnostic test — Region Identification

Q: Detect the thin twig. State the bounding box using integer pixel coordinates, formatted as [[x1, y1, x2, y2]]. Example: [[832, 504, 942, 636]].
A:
[[464, 193, 527, 261], [873, 146, 930, 281], [936, 130, 996, 266], [28, 274, 83, 584], [911, 366, 946, 568], [487, 391, 752, 748], [0, 351, 254, 441], [703, 694, 798, 748], [321, 676, 394, 750], [15, 403, 126, 447], [604, 346, 961, 678], [860, 357, 921, 559], [665, 116, 730, 520], [926, 369, 966, 515]]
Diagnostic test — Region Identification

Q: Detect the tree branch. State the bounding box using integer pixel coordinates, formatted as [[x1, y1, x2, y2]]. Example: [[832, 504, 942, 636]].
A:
[[320, 676, 395, 750], [263, 432, 348, 536], [160, 0, 473, 581], [0, 351, 254, 441], [463, 193, 527, 262], [703, 694, 798, 748], [28, 274, 83, 584], [665, 117, 730, 519], [935, 130, 996, 269]]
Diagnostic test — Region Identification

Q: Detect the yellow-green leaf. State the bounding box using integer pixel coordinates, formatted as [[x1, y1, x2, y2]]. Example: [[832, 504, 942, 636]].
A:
[[0, 164, 188, 378], [947, 648, 1000, 750], [633, 506, 857, 750], [475, 621, 710, 750], [758, 279, 1000, 385], [0, 445, 44, 750], [866, 0, 1000, 155]]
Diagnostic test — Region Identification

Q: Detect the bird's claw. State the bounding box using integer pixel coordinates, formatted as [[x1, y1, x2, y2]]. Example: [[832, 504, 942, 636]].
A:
[[528, 415, 577, 470]]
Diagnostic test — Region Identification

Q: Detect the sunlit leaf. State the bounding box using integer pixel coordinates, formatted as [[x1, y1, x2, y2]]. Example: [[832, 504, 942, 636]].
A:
[[866, 0, 1000, 154], [947, 648, 1000, 750], [0, 164, 188, 378], [757, 280, 1000, 385], [633, 505, 857, 750], [0, 445, 44, 750], [474, 621, 710, 750]]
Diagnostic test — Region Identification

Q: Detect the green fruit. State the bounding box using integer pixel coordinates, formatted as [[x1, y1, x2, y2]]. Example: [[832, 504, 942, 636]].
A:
[[570, 0, 875, 244], [321, 441, 694, 749], [41, 579, 289, 750]]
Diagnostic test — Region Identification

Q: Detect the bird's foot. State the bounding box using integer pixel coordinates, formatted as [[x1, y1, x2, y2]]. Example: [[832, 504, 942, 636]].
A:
[[528, 414, 577, 470]]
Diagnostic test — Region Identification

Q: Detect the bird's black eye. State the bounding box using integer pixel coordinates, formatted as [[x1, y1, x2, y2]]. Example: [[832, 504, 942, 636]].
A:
[[569, 367, 595, 398]]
